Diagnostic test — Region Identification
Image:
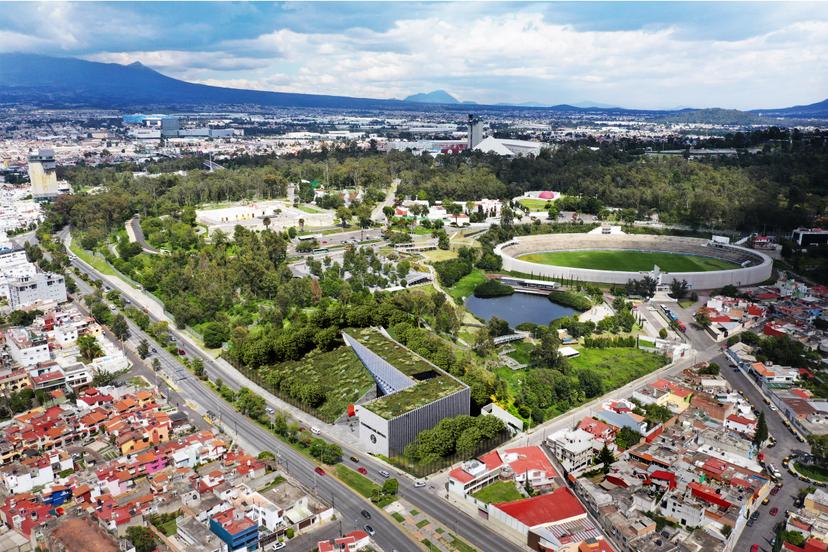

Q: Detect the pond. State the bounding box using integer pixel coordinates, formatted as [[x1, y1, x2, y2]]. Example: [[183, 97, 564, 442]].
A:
[[464, 292, 577, 328]]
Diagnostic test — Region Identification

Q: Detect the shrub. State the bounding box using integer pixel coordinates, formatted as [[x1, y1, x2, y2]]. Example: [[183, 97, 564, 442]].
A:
[[432, 258, 473, 287], [473, 279, 514, 298], [547, 290, 592, 311]]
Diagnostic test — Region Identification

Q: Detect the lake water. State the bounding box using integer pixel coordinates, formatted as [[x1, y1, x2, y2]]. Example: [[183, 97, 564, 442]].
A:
[[464, 292, 577, 328]]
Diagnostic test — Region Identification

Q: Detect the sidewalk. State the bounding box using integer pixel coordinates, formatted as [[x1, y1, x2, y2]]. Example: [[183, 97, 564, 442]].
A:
[[386, 499, 482, 552]]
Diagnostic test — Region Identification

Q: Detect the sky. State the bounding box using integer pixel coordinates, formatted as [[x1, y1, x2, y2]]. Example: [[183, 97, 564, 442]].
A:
[[0, 1, 827, 110]]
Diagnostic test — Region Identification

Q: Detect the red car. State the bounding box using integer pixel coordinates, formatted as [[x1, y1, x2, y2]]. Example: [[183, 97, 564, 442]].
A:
[[314, 467, 326, 476], [770, 507, 779, 516], [751, 545, 760, 552], [771, 486, 781, 496], [357, 467, 368, 475]]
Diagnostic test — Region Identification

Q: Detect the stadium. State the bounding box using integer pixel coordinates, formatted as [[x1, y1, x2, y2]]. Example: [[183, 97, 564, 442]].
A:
[[494, 233, 773, 289]]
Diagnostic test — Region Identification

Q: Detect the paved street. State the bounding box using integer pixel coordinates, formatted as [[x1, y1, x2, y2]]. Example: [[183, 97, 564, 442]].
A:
[[54, 227, 814, 552], [61, 258, 418, 552], [58, 229, 526, 552], [716, 352, 811, 551]]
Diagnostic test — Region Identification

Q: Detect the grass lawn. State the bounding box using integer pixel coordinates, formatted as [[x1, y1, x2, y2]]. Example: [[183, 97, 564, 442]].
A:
[[416, 519, 430, 528], [505, 341, 534, 365], [335, 465, 380, 498], [447, 269, 487, 302], [392, 512, 405, 523], [296, 204, 324, 214], [449, 535, 477, 552], [518, 198, 556, 211], [518, 250, 738, 272], [422, 540, 441, 552], [567, 347, 668, 390], [422, 249, 458, 262], [413, 226, 433, 235], [70, 240, 116, 276], [260, 346, 374, 422], [471, 481, 523, 504], [157, 519, 177, 536], [795, 462, 828, 482], [678, 299, 697, 309]]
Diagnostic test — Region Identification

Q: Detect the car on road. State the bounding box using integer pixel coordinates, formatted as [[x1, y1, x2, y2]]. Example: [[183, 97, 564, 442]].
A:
[[771, 485, 781, 496], [762, 497, 770, 505], [265, 407, 275, 415], [357, 467, 368, 475], [361, 509, 371, 519], [270, 543, 286, 551], [414, 479, 426, 488], [770, 507, 779, 516], [151, 347, 157, 353], [751, 511, 760, 520], [314, 467, 325, 476], [178, 349, 186, 356], [310, 426, 321, 435], [350, 456, 359, 463], [364, 525, 375, 536], [751, 545, 760, 552], [378, 470, 390, 478]]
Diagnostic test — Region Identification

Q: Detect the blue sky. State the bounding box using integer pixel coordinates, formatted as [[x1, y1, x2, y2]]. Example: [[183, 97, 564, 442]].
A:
[[1, 2, 826, 109]]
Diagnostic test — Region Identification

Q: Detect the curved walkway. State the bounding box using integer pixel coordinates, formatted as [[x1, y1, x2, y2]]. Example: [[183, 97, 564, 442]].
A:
[[125, 216, 160, 254]]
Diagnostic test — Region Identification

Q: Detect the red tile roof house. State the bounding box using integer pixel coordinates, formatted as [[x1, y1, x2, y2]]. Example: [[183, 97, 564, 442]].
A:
[[448, 445, 557, 497], [0, 494, 54, 539], [318, 530, 370, 552], [489, 487, 612, 552]]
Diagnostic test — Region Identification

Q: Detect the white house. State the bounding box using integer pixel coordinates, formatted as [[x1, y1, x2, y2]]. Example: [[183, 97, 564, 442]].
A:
[[547, 428, 601, 474]]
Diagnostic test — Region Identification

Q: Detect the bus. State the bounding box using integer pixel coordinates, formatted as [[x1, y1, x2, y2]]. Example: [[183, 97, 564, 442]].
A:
[[297, 234, 322, 242], [312, 248, 329, 255]]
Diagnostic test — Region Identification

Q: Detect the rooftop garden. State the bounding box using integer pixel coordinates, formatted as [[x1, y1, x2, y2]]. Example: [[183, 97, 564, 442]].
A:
[[348, 327, 436, 378], [362, 375, 466, 420], [260, 346, 374, 422]]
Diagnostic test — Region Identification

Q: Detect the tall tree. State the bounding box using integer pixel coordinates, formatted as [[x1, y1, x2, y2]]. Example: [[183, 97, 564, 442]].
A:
[[110, 314, 130, 341], [77, 334, 103, 363], [753, 411, 768, 447], [598, 444, 615, 473]]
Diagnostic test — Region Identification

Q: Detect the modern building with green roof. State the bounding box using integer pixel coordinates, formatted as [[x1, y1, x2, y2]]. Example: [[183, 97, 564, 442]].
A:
[[342, 327, 470, 456]]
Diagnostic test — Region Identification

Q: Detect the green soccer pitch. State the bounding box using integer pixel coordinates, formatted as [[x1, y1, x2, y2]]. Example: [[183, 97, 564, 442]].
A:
[[517, 250, 739, 272]]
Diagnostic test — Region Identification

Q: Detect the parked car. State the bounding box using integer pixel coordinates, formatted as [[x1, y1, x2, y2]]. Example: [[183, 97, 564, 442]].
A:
[[770, 507, 779, 516], [771, 486, 781, 496], [361, 509, 371, 519], [364, 525, 375, 536], [357, 467, 368, 475], [762, 497, 770, 505], [379, 470, 391, 478], [751, 545, 760, 552], [271, 543, 286, 551], [314, 467, 326, 476], [310, 426, 321, 435]]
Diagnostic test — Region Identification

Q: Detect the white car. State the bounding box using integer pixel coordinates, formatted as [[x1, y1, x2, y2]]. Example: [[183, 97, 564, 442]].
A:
[[310, 426, 321, 435], [271, 543, 286, 551], [413, 479, 426, 488]]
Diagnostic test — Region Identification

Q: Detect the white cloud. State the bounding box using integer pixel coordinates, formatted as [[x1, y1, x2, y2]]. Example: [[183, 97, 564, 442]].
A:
[[73, 10, 828, 108]]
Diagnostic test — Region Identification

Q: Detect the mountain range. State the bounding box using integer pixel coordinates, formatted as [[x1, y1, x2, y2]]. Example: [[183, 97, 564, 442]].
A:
[[1, 53, 827, 120]]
